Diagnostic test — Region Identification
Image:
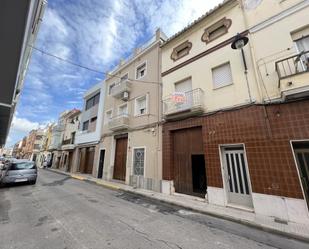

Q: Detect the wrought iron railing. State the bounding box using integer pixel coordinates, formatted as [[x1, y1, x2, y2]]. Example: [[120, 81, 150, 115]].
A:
[[163, 88, 204, 115], [275, 51, 309, 82]]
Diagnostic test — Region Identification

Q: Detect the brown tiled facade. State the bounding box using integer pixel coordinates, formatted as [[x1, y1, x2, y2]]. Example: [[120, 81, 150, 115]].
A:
[[163, 99, 309, 199]]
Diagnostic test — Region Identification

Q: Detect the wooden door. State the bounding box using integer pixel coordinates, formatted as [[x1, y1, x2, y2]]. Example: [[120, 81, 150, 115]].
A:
[[113, 137, 128, 181], [85, 147, 95, 174], [79, 148, 86, 173], [173, 127, 205, 196]]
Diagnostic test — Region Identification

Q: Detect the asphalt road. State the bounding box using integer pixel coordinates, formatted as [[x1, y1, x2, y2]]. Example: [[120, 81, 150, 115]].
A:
[[0, 170, 308, 249]]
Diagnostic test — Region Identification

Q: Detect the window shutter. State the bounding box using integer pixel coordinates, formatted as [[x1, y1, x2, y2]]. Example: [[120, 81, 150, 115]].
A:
[[175, 78, 192, 93], [212, 62, 233, 89]]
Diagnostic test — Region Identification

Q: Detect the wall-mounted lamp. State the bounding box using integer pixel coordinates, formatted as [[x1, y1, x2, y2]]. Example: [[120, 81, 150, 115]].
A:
[[231, 33, 252, 102]]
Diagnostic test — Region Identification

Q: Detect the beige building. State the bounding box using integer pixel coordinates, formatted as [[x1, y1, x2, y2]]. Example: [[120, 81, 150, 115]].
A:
[[161, 0, 309, 225], [98, 29, 166, 191], [58, 109, 81, 172]]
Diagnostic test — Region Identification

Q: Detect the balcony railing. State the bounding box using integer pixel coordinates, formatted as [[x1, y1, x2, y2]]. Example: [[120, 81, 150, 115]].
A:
[[62, 138, 73, 145], [275, 51, 309, 83], [111, 79, 131, 99], [108, 114, 130, 131], [163, 88, 205, 119]]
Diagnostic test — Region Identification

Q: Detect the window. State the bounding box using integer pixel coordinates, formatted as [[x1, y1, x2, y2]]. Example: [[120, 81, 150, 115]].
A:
[[82, 120, 89, 131], [120, 73, 128, 81], [105, 110, 112, 124], [201, 17, 232, 44], [10, 161, 36, 170], [108, 83, 116, 95], [133, 148, 145, 176], [136, 62, 146, 79], [135, 95, 147, 116], [171, 40, 192, 61], [175, 78, 192, 93], [34, 144, 40, 150], [85, 92, 100, 110], [118, 104, 128, 115], [295, 36, 309, 52], [212, 62, 233, 89]]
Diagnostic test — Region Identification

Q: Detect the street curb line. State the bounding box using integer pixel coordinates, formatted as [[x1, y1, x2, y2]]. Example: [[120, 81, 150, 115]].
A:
[[44, 168, 309, 243]]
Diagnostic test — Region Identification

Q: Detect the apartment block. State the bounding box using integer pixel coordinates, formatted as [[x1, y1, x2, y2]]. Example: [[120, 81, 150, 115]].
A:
[[161, 0, 309, 224], [73, 82, 105, 175], [98, 29, 166, 191]]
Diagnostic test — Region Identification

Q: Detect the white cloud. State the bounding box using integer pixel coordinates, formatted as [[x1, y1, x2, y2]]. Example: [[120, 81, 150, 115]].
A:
[[11, 117, 40, 133]]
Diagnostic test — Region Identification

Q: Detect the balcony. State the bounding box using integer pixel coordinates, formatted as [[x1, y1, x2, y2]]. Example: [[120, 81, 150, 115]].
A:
[[111, 79, 131, 99], [163, 88, 205, 120], [275, 51, 309, 100], [108, 114, 130, 131]]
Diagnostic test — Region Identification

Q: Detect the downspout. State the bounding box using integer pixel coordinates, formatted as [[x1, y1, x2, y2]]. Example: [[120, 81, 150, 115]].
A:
[[238, 0, 264, 103]]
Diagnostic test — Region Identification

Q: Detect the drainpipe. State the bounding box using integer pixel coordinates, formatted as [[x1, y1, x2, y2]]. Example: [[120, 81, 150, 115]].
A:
[[238, 0, 264, 103]]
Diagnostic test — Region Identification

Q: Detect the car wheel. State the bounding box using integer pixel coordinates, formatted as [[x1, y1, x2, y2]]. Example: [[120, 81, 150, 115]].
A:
[[30, 180, 36, 185]]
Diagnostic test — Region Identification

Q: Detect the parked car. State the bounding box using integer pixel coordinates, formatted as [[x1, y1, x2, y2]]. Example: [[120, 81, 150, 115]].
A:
[[0, 159, 37, 185]]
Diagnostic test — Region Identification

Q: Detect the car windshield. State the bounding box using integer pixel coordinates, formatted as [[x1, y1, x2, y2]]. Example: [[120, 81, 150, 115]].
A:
[[10, 162, 36, 170]]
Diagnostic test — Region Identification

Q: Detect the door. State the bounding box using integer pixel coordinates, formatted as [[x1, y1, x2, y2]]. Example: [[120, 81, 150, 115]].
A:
[[173, 127, 206, 197], [97, 149, 105, 179], [85, 147, 95, 174], [113, 137, 128, 181], [222, 146, 253, 208], [293, 144, 309, 210], [67, 152, 73, 172]]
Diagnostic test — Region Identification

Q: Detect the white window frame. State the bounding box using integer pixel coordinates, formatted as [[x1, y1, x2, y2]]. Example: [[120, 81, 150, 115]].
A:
[[118, 103, 128, 116], [212, 62, 233, 90], [131, 146, 146, 177], [134, 94, 149, 117], [108, 82, 116, 96], [120, 72, 129, 82], [104, 109, 113, 124], [135, 61, 147, 80]]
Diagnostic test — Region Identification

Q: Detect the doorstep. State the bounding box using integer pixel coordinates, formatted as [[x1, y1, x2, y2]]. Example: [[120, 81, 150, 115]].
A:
[[45, 168, 309, 242]]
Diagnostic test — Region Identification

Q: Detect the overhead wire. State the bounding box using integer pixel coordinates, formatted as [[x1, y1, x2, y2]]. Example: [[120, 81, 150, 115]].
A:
[[29, 45, 162, 85]]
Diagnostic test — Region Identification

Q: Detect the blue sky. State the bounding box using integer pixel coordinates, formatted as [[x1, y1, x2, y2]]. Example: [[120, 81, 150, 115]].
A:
[[6, 0, 222, 147]]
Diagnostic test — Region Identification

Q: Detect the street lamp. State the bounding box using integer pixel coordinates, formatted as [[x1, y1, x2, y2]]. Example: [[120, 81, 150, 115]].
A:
[[231, 33, 252, 102]]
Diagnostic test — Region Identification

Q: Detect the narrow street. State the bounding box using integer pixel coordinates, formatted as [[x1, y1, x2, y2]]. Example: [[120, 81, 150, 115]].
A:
[[0, 169, 308, 249]]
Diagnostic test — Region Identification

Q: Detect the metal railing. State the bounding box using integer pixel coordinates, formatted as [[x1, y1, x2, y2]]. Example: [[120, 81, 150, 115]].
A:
[[275, 51, 309, 81], [111, 79, 131, 97], [108, 114, 130, 130], [163, 88, 204, 115]]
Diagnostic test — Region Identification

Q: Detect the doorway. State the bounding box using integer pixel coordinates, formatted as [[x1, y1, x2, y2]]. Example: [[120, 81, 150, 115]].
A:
[[292, 141, 309, 210], [113, 136, 128, 181], [191, 155, 207, 196], [172, 127, 206, 197], [97, 149, 105, 179], [221, 146, 253, 208]]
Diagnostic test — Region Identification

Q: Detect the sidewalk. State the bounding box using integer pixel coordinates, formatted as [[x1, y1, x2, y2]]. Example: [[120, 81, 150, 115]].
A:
[[45, 168, 309, 243]]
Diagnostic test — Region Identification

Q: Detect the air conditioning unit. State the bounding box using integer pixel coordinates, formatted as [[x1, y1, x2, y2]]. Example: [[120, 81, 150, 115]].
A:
[[122, 91, 129, 101]]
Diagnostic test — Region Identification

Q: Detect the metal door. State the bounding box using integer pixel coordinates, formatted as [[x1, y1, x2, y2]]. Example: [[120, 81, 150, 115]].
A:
[[222, 147, 253, 208], [97, 150, 105, 179], [294, 148, 309, 209]]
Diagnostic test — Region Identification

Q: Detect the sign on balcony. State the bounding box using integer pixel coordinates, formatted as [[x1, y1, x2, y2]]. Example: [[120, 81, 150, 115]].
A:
[[171, 92, 186, 103]]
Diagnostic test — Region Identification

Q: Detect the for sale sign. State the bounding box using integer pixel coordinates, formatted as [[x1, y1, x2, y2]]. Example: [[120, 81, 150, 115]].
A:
[[171, 92, 186, 103]]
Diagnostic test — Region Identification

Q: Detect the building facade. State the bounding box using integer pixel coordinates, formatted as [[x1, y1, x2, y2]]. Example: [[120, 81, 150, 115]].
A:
[[59, 109, 80, 172], [98, 29, 166, 191], [23, 129, 44, 161], [73, 82, 105, 175], [161, 0, 309, 224]]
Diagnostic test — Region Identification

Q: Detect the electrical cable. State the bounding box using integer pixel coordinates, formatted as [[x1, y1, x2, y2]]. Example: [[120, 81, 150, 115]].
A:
[[29, 45, 162, 85]]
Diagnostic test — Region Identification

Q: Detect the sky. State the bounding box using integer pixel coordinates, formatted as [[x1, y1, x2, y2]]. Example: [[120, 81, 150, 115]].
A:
[[6, 0, 222, 147]]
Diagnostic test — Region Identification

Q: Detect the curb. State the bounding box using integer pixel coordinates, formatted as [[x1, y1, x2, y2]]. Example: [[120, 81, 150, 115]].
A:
[[44, 168, 309, 243]]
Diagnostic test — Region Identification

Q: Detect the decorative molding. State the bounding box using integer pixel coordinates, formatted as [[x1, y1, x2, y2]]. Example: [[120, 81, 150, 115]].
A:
[[162, 30, 249, 77], [250, 0, 309, 33], [201, 17, 232, 44], [170, 40, 192, 61]]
